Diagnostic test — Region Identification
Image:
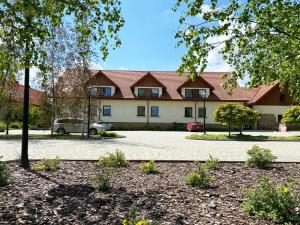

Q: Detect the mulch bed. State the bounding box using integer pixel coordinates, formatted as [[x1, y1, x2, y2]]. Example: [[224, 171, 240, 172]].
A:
[[1, 161, 299, 225]]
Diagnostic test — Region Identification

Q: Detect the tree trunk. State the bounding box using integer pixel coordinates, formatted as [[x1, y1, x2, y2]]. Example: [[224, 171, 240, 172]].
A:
[[50, 73, 55, 136], [228, 124, 231, 137], [239, 125, 242, 135], [6, 122, 9, 135], [20, 66, 30, 168]]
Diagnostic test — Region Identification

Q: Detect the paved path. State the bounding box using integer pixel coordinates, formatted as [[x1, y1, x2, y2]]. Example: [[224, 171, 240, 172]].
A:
[[0, 130, 300, 162]]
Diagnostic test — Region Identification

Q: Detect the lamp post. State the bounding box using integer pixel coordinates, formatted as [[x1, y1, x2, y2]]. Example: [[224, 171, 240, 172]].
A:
[[200, 92, 208, 134]]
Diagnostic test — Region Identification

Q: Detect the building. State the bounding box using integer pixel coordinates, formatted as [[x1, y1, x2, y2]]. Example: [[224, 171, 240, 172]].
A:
[[81, 70, 295, 130]]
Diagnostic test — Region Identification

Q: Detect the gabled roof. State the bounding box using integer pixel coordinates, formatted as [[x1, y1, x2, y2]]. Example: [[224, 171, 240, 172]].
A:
[[15, 83, 46, 107], [177, 76, 215, 91], [93, 70, 120, 88], [247, 81, 280, 104], [92, 70, 250, 101], [130, 72, 167, 89]]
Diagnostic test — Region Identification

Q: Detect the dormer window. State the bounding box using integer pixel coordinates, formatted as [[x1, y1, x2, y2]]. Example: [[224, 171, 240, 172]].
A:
[[138, 88, 146, 97], [183, 88, 208, 98], [102, 87, 112, 96], [151, 88, 159, 97]]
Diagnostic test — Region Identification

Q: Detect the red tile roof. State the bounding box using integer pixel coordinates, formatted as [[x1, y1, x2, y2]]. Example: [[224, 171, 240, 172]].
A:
[[96, 70, 251, 101], [15, 83, 46, 107], [61, 69, 280, 103]]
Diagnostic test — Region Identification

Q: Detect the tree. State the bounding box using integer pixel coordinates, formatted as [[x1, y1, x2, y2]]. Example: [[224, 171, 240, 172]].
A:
[[282, 106, 300, 126], [0, 1, 124, 168], [37, 24, 75, 136], [213, 103, 259, 136], [174, 0, 300, 99], [0, 81, 22, 135]]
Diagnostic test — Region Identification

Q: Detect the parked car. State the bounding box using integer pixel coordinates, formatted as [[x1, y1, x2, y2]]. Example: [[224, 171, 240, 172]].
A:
[[53, 118, 106, 135], [92, 120, 114, 131], [186, 121, 204, 132]]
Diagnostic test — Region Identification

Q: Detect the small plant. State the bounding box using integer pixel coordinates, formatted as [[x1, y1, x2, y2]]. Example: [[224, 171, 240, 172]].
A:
[[203, 155, 220, 170], [0, 122, 5, 132], [99, 131, 118, 137], [90, 167, 115, 191], [10, 121, 22, 129], [32, 157, 60, 171], [97, 150, 129, 168], [185, 163, 215, 189], [0, 156, 10, 186], [122, 205, 152, 225], [246, 145, 277, 169], [242, 177, 299, 223], [140, 160, 160, 174]]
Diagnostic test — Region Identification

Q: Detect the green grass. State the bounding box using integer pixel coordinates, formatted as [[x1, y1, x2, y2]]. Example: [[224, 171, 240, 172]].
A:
[[0, 133, 124, 140], [186, 133, 300, 141]]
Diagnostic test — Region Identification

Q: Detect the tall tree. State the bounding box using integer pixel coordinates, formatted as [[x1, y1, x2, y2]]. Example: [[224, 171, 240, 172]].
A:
[[174, 0, 300, 99], [0, 0, 124, 168]]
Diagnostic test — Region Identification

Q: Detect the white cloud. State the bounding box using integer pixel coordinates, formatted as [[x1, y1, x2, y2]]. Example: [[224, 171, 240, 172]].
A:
[[119, 66, 128, 71]]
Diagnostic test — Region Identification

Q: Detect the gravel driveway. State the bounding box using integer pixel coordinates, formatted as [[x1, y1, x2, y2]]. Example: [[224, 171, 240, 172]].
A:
[[0, 130, 300, 162]]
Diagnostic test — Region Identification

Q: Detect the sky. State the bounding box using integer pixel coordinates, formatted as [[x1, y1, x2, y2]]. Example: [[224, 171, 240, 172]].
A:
[[26, 0, 234, 88], [91, 0, 231, 72]]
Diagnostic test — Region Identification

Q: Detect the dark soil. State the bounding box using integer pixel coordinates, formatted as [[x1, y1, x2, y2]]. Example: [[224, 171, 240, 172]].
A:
[[0, 162, 299, 225]]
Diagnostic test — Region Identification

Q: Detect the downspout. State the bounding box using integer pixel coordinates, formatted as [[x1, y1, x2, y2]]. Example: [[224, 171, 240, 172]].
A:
[[147, 98, 150, 127], [194, 101, 197, 122]]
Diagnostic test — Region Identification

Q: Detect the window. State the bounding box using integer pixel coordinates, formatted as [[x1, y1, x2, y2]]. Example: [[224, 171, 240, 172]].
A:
[[103, 87, 112, 96], [278, 115, 283, 123], [185, 89, 193, 98], [102, 105, 111, 116], [137, 106, 145, 116], [151, 88, 159, 97], [151, 106, 159, 117], [199, 89, 207, 98], [280, 94, 285, 104], [138, 88, 146, 97], [198, 107, 206, 118], [89, 87, 98, 96], [90, 105, 98, 115], [185, 107, 193, 117]]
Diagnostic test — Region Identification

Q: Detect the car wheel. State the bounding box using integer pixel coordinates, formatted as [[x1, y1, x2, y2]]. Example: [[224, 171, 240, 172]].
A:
[[57, 128, 65, 135], [89, 128, 98, 135]]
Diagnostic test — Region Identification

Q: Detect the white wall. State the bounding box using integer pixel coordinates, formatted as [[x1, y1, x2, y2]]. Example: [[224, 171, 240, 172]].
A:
[[98, 99, 244, 124], [253, 105, 292, 122]]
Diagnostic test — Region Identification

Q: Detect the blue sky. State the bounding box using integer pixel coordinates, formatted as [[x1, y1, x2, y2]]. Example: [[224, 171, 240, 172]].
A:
[[93, 0, 231, 72]]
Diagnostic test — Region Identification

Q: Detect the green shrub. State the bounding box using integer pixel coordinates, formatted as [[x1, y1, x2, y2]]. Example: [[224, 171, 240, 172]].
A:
[[0, 122, 5, 132], [185, 163, 215, 189], [0, 157, 10, 186], [10, 121, 22, 129], [122, 205, 152, 225], [242, 177, 299, 223], [246, 145, 277, 169], [90, 167, 115, 191], [98, 131, 118, 137], [203, 155, 220, 170], [97, 150, 129, 168], [140, 160, 160, 174], [32, 157, 60, 171]]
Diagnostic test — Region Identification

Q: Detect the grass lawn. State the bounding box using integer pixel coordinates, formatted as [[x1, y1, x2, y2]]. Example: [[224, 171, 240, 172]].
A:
[[0, 133, 124, 140], [186, 133, 300, 141]]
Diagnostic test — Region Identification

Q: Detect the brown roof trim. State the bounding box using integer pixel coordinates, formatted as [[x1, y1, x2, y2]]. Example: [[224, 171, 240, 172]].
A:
[[94, 70, 120, 88], [249, 81, 279, 104], [130, 72, 167, 89], [177, 76, 215, 91], [91, 96, 248, 102]]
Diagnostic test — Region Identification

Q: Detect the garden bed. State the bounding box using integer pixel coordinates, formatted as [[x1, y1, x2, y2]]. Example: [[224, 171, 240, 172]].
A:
[[1, 161, 299, 224], [186, 133, 300, 141]]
